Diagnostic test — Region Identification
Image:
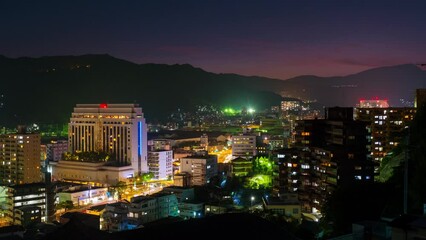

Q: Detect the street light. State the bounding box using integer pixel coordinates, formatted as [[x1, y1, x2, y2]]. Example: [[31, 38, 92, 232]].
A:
[[250, 196, 255, 210]]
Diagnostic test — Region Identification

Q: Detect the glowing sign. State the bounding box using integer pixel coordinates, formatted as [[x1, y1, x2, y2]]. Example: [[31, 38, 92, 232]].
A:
[[100, 103, 108, 109]]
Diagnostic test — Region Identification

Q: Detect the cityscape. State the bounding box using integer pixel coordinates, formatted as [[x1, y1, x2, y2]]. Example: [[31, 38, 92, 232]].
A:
[[1, 1, 426, 240]]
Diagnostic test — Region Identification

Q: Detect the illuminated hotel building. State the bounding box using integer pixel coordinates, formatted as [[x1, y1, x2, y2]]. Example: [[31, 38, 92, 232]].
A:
[[355, 100, 416, 168], [0, 128, 42, 185], [68, 104, 147, 174]]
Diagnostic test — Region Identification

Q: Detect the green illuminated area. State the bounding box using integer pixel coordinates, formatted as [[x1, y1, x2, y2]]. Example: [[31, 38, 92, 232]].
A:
[[222, 106, 257, 116], [222, 108, 239, 116], [246, 174, 272, 189], [252, 156, 274, 175], [244, 156, 275, 189]]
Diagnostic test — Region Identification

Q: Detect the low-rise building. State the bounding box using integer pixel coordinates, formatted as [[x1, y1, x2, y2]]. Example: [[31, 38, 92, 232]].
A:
[[161, 187, 194, 203], [231, 157, 252, 177], [180, 152, 218, 186], [50, 160, 134, 186], [173, 172, 192, 187], [0, 183, 53, 225], [263, 193, 302, 222], [56, 186, 108, 206], [101, 192, 179, 232], [178, 201, 204, 219]]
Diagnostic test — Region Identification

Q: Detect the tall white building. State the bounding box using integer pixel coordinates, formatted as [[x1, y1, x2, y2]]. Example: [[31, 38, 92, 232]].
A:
[[147, 150, 173, 180], [231, 134, 257, 158], [180, 153, 218, 186], [68, 104, 147, 174]]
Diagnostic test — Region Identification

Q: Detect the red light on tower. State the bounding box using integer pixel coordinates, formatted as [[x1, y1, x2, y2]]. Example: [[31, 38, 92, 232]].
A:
[[100, 103, 108, 109]]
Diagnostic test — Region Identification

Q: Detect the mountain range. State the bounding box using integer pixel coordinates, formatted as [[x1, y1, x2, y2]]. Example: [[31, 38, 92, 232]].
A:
[[0, 54, 425, 126]]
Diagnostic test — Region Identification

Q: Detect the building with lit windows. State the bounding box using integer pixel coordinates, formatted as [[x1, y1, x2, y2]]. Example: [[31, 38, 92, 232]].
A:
[[180, 152, 218, 186], [147, 150, 173, 180], [46, 140, 68, 162], [57, 186, 108, 206], [101, 193, 179, 232], [294, 107, 373, 213], [0, 183, 50, 225], [231, 157, 253, 177], [147, 139, 172, 151], [50, 159, 134, 186], [0, 127, 42, 185], [231, 134, 257, 158], [68, 104, 147, 174], [355, 107, 416, 167]]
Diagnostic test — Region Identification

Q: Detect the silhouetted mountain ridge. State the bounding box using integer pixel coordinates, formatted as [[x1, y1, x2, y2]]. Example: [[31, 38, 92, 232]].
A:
[[0, 55, 282, 126], [0, 54, 425, 126]]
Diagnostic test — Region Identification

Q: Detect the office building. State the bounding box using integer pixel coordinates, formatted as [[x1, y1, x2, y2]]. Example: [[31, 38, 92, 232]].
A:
[[68, 104, 148, 174], [147, 150, 173, 180], [0, 128, 42, 185], [180, 152, 218, 186], [231, 134, 257, 158]]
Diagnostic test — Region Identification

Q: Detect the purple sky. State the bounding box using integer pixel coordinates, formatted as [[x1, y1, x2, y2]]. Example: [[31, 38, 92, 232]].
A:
[[1, 0, 426, 79]]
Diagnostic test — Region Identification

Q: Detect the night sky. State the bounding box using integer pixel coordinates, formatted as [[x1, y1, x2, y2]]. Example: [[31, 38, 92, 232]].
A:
[[1, 0, 426, 79]]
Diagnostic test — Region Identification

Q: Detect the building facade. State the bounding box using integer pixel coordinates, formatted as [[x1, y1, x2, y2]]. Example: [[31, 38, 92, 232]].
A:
[[231, 134, 257, 158], [147, 150, 173, 180], [180, 153, 218, 186], [293, 107, 373, 213], [46, 140, 68, 162], [50, 160, 134, 185], [0, 129, 42, 185], [68, 104, 148, 174], [0, 183, 51, 225], [355, 107, 416, 166]]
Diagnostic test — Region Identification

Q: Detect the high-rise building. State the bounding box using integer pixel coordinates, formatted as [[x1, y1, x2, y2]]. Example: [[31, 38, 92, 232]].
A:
[[0, 128, 42, 185], [68, 104, 147, 174], [180, 152, 218, 186], [415, 88, 426, 108], [147, 150, 173, 180], [231, 134, 257, 158], [293, 107, 373, 213], [355, 107, 416, 166], [46, 140, 68, 162]]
